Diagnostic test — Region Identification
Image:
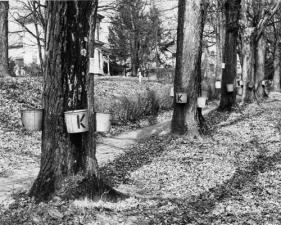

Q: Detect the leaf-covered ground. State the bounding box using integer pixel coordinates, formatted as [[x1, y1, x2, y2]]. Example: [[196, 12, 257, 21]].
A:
[[1, 91, 281, 224], [0, 77, 172, 177]]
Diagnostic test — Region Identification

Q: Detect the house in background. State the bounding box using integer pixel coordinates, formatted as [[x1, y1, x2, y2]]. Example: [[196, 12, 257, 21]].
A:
[[8, 3, 110, 76], [8, 20, 44, 68], [92, 14, 111, 76]]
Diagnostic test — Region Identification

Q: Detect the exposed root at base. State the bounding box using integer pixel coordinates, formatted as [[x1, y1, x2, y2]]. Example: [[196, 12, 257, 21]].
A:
[[55, 174, 128, 203]]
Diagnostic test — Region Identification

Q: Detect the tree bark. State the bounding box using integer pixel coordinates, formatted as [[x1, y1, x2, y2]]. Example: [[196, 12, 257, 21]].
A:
[[254, 34, 266, 97], [273, 15, 281, 92], [241, 28, 255, 104], [29, 1, 120, 202], [0, 1, 9, 77], [215, 0, 225, 82], [219, 0, 240, 111], [171, 0, 207, 136], [273, 42, 281, 92]]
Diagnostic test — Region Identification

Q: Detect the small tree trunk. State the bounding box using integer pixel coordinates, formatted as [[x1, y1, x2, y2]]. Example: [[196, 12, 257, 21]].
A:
[[241, 28, 255, 104], [219, 0, 240, 111], [0, 1, 9, 77], [215, 0, 225, 82], [254, 34, 266, 97], [273, 42, 281, 92], [171, 0, 207, 136]]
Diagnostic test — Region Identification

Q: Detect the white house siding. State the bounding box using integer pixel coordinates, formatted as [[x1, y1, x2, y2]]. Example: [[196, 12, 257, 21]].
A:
[[8, 2, 44, 66]]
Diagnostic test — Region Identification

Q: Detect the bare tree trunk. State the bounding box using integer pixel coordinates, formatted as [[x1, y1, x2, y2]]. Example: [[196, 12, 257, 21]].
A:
[[171, 0, 207, 136], [0, 1, 9, 77], [219, 0, 240, 111], [30, 1, 120, 202], [215, 0, 225, 82], [241, 28, 255, 104], [273, 42, 281, 92], [254, 34, 266, 97]]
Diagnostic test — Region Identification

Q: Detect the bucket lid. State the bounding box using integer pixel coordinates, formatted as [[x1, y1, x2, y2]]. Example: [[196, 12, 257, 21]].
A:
[[20, 108, 43, 113], [64, 109, 88, 114]]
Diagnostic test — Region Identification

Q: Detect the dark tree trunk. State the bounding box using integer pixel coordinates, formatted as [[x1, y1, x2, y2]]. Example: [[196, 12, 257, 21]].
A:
[[0, 1, 9, 77], [29, 1, 120, 202], [219, 0, 240, 111], [171, 0, 207, 136], [131, 37, 139, 77], [215, 0, 225, 82]]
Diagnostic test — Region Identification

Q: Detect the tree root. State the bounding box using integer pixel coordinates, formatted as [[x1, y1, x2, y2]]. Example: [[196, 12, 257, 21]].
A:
[[55, 174, 128, 203]]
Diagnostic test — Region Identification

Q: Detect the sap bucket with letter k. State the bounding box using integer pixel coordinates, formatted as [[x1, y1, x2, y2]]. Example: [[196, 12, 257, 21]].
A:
[[175, 92, 187, 103], [64, 109, 89, 133]]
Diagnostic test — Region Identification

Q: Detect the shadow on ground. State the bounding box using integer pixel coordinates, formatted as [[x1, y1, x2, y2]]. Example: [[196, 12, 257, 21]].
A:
[[126, 142, 281, 224], [99, 134, 170, 187]]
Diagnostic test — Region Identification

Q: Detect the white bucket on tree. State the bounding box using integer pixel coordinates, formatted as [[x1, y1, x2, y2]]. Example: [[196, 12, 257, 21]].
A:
[[221, 63, 225, 69], [64, 109, 89, 133], [21, 109, 43, 131], [215, 81, 221, 89], [226, 84, 234, 92], [176, 92, 187, 103], [197, 97, 207, 108], [237, 87, 243, 95], [170, 87, 174, 97], [95, 112, 112, 132]]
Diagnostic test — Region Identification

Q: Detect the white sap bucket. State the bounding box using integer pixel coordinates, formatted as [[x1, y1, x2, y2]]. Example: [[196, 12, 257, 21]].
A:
[[221, 63, 225, 69], [21, 109, 43, 131], [64, 109, 89, 133], [170, 87, 174, 97], [176, 92, 187, 103], [95, 112, 112, 132], [261, 80, 266, 86], [237, 87, 243, 95], [226, 84, 234, 92], [215, 81, 221, 89], [197, 97, 207, 108]]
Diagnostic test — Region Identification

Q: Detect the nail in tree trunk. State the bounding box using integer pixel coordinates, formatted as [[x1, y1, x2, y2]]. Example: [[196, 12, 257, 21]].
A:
[[171, 0, 207, 136], [29, 1, 119, 202], [0, 1, 9, 77], [219, 0, 240, 111]]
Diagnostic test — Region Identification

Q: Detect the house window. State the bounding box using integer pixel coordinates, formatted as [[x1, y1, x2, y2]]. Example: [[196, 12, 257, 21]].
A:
[[210, 51, 215, 57]]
